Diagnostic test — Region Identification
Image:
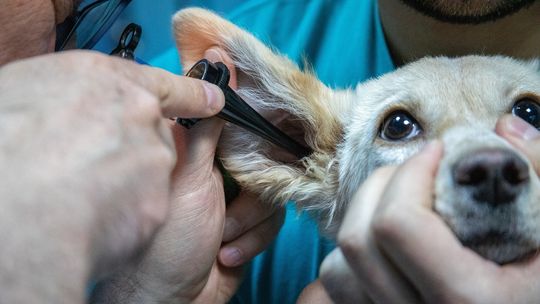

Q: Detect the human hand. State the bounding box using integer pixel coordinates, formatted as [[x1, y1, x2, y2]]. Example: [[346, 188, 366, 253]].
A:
[[209, 47, 285, 273], [319, 138, 540, 304], [496, 114, 540, 174], [90, 48, 284, 304], [0, 51, 224, 303]]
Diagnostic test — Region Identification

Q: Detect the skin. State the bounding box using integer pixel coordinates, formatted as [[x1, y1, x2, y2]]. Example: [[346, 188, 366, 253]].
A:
[[0, 1, 282, 303], [306, 0, 540, 302], [398, 0, 537, 24], [378, 0, 540, 65]]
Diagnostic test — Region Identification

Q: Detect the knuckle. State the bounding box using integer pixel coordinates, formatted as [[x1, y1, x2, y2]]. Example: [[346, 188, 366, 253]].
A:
[[157, 121, 177, 162], [319, 251, 342, 281], [337, 230, 368, 260], [141, 128, 176, 172], [319, 253, 364, 304], [146, 198, 169, 228], [154, 142, 176, 169], [371, 210, 400, 242], [319, 261, 334, 283], [66, 50, 112, 69], [319, 271, 338, 295], [129, 87, 162, 118]]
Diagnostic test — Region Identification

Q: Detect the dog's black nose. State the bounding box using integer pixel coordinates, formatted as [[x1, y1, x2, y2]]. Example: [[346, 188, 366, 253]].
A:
[[453, 148, 529, 206]]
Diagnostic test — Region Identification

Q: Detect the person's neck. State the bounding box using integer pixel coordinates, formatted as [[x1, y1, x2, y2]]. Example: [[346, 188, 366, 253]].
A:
[[378, 0, 540, 66]]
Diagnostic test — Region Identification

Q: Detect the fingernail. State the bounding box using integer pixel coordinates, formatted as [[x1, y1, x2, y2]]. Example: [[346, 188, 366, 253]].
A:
[[506, 116, 540, 141], [220, 247, 244, 267], [223, 217, 240, 242], [202, 82, 223, 112]]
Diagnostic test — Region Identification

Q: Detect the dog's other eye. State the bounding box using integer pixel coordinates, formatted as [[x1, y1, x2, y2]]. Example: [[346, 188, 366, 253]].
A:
[[380, 110, 422, 141], [512, 98, 540, 130]]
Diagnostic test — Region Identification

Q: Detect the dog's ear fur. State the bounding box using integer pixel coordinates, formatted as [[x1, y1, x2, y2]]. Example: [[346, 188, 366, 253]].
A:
[[173, 8, 352, 229]]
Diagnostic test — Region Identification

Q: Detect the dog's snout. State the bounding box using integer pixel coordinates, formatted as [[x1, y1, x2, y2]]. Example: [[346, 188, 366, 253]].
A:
[[453, 148, 529, 206]]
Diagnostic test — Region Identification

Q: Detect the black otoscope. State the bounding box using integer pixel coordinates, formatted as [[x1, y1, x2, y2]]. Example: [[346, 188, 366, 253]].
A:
[[176, 59, 312, 159]]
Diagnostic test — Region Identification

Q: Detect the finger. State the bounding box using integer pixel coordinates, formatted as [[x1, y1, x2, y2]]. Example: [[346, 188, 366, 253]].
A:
[[218, 207, 284, 267], [222, 192, 278, 242], [338, 166, 419, 303], [171, 117, 224, 176], [80, 51, 225, 118], [376, 140, 443, 212], [496, 115, 540, 174], [376, 204, 495, 302], [372, 141, 494, 301], [319, 249, 373, 304], [297, 280, 335, 304]]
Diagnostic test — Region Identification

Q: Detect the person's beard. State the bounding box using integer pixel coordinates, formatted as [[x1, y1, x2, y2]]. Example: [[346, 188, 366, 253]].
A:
[[399, 0, 537, 24]]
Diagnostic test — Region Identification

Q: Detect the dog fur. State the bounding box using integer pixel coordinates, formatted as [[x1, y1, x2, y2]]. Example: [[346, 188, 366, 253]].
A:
[[173, 8, 540, 264]]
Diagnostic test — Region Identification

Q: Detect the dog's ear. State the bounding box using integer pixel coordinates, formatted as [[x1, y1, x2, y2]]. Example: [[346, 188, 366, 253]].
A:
[[173, 8, 352, 229]]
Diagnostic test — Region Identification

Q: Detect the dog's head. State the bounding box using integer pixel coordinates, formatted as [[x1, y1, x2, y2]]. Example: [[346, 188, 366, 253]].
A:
[[343, 57, 540, 263], [174, 9, 540, 264]]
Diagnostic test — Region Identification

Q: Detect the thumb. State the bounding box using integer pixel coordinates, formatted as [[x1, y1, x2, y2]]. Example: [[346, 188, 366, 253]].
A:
[[496, 115, 540, 174]]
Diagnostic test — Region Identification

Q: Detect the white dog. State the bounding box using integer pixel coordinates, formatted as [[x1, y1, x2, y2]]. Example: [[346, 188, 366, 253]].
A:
[[173, 8, 540, 264]]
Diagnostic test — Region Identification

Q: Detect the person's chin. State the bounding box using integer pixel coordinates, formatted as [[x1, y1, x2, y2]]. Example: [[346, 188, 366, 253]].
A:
[[399, 0, 537, 24]]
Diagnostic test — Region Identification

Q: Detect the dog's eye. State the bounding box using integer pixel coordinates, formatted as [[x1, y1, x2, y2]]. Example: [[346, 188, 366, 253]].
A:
[[512, 98, 540, 130], [380, 110, 422, 141]]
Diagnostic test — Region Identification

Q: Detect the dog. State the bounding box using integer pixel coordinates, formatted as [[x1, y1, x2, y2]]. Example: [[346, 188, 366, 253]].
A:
[[173, 8, 540, 264]]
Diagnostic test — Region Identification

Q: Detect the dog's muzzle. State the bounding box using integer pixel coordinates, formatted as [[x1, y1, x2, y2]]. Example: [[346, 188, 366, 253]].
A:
[[435, 127, 540, 264]]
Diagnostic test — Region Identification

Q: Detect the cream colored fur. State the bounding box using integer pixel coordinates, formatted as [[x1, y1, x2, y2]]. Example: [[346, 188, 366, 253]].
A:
[[173, 8, 540, 263]]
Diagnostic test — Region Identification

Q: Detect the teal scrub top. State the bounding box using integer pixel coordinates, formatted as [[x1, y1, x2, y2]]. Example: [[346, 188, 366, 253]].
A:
[[94, 1, 394, 303]]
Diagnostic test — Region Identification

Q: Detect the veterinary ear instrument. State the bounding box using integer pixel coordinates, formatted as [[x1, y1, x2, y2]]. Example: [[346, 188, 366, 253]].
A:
[[176, 59, 312, 159]]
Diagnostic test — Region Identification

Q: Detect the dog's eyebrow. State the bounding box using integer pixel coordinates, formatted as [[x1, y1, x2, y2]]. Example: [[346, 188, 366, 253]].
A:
[[375, 99, 423, 123]]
